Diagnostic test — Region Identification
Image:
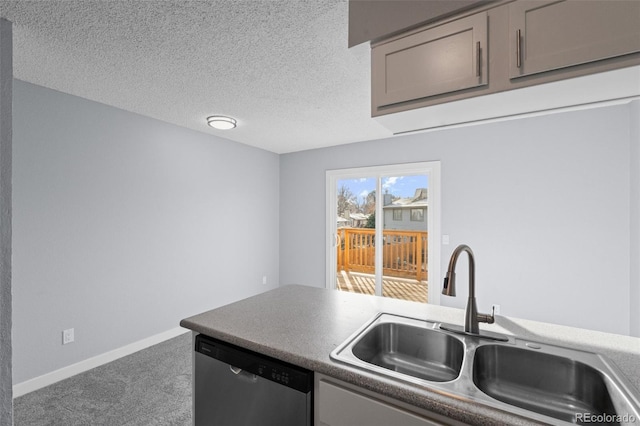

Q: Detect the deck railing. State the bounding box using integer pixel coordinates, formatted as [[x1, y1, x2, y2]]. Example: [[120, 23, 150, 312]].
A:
[[337, 228, 428, 281]]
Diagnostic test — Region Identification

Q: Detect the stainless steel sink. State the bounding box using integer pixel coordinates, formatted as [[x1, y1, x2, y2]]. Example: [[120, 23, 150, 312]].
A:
[[473, 344, 618, 423], [331, 314, 465, 386], [351, 321, 464, 382], [331, 313, 640, 425]]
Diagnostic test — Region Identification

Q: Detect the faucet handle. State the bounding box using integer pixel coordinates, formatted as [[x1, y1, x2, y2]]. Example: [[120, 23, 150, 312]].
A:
[[477, 306, 496, 324]]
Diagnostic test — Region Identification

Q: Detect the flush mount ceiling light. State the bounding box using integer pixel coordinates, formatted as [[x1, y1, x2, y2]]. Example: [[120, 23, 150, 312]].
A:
[[207, 115, 237, 130]]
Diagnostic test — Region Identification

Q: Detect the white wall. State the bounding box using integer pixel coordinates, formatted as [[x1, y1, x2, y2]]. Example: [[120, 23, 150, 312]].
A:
[[280, 103, 636, 336], [12, 80, 280, 383]]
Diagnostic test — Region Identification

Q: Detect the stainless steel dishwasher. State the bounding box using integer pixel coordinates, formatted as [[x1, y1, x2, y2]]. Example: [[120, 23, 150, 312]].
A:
[[194, 334, 313, 426]]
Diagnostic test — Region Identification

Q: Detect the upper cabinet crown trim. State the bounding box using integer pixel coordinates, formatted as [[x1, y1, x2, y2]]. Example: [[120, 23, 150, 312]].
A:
[[348, 0, 490, 48]]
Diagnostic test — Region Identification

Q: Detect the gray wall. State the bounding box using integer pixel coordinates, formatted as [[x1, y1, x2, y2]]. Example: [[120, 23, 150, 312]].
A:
[[12, 80, 280, 383], [280, 102, 637, 336], [0, 18, 12, 426], [631, 100, 640, 337], [11, 78, 638, 388]]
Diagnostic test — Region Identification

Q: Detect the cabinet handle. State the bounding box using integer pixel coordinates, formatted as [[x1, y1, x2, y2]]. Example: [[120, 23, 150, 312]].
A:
[[516, 29, 522, 68], [476, 41, 481, 77]]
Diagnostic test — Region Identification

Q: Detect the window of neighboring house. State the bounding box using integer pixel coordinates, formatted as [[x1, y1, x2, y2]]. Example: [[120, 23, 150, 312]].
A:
[[393, 209, 402, 221], [411, 209, 424, 221]]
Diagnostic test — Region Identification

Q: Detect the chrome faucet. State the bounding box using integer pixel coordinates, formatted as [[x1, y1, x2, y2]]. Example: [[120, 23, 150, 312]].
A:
[[441, 244, 496, 335]]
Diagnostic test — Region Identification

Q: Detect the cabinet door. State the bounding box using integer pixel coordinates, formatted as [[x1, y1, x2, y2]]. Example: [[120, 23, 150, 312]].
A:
[[372, 12, 488, 109], [509, 0, 640, 78], [317, 380, 443, 426]]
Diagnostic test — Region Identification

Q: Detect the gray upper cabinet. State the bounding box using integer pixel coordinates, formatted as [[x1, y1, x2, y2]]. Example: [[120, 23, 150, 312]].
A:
[[372, 12, 488, 109], [509, 0, 640, 78], [368, 0, 640, 119]]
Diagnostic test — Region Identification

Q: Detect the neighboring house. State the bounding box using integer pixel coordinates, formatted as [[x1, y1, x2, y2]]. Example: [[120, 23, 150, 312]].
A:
[[383, 188, 428, 232], [349, 212, 370, 228], [337, 212, 370, 228]]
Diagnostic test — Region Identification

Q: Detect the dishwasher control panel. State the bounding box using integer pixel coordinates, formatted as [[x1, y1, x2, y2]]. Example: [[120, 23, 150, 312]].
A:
[[196, 334, 313, 393], [258, 363, 292, 386]]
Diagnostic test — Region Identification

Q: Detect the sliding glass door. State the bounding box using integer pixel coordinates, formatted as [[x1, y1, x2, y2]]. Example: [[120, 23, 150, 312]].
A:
[[326, 162, 440, 305]]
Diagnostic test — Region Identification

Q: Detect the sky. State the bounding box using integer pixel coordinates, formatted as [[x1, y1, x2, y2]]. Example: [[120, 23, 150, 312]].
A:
[[338, 174, 428, 204]]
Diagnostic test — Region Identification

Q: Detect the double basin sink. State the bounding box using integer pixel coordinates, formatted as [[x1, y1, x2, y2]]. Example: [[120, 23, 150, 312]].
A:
[[331, 313, 640, 425]]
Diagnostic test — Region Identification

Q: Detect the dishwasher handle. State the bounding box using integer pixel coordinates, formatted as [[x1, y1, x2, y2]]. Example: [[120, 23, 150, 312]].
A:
[[229, 364, 258, 383]]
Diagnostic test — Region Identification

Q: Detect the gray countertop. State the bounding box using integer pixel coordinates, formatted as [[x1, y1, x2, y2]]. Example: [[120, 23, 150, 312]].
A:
[[180, 284, 640, 425]]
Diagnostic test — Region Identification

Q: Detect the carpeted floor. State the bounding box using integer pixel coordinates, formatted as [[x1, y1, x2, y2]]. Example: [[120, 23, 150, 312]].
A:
[[13, 332, 192, 426]]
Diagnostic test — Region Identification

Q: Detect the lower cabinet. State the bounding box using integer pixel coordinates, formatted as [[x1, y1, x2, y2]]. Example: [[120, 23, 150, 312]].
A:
[[315, 374, 464, 426]]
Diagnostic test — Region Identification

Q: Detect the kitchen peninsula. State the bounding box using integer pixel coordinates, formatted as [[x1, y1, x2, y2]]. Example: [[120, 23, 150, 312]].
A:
[[180, 285, 640, 425]]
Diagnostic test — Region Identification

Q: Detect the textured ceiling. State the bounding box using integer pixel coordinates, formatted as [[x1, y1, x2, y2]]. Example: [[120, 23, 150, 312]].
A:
[[0, 0, 392, 153]]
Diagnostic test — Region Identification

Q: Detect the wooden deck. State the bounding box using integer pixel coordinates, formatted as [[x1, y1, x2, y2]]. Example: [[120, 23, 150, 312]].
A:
[[337, 271, 428, 303]]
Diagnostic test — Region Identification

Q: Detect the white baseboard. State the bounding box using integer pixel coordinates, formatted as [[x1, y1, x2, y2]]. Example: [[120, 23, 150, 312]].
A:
[[13, 327, 190, 398]]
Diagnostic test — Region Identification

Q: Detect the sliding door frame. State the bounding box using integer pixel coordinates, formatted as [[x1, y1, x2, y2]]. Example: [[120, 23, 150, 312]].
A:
[[326, 161, 441, 305]]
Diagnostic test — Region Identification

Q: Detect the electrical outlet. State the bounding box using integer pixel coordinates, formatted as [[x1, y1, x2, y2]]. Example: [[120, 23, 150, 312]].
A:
[[262, 275, 267, 285], [62, 328, 74, 345], [492, 304, 501, 315]]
